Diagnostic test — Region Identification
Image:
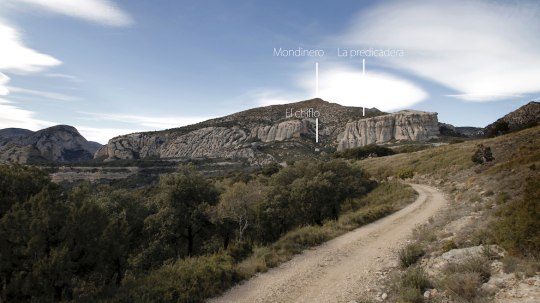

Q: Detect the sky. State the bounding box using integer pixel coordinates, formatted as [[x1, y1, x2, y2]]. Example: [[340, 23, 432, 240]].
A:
[[0, 0, 539, 144]]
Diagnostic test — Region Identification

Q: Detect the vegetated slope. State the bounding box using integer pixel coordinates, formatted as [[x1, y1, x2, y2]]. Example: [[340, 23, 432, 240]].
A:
[[0, 125, 101, 163], [358, 125, 540, 302], [210, 184, 446, 303], [484, 101, 540, 137], [95, 98, 440, 165]]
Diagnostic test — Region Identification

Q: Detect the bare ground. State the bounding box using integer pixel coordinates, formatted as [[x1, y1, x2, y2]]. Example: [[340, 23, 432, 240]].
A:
[[209, 184, 447, 303]]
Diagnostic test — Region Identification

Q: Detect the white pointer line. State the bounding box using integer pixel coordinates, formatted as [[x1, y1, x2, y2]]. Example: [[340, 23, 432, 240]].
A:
[[362, 58, 365, 75], [362, 59, 365, 116], [315, 62, 319, 97], [316, 118, 319, 143]]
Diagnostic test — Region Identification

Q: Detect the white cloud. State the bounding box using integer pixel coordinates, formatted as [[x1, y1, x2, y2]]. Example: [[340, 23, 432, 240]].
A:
[[248, 89, 301, 107], [309, 66, 427, 111], [0, 98, 56, 130], [16, 0, 132, 26], [338, 0, 540, 102], [445, 93, 524, 102], [75, 126, 142, 144], [0, 99, 139, 144], [0, 21, 61, 73], [8, 86, 80, 102], [80, 112, 212, 130], [46, 73, 81, 82], [0, 73, 9, 96]]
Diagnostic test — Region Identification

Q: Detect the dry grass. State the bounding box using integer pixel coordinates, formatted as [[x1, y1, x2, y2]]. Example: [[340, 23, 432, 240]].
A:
[[237, 181, 417, 278], [371, 126, 540, 302]]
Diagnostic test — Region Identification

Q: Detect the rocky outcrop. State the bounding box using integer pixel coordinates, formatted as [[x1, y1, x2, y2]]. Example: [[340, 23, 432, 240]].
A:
[[439, 123, 484, 138], [0, 125, 101, 163], [336, 110, 439, 151], [484, 101, 540, 137], [95, 122, 315, 165], [96, 100, 440, 164]]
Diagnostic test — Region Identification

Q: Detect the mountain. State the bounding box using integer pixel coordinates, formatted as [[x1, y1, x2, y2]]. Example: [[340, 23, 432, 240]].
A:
[[438, 123, 484, 138], [0, 128, 34, 140], [96, 99, 440, 165], [484, 101, 540, 137], [0, 125, 102, 164]]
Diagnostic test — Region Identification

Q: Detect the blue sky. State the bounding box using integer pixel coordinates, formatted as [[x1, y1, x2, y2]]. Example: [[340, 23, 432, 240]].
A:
[[0, 0, 539, 143]]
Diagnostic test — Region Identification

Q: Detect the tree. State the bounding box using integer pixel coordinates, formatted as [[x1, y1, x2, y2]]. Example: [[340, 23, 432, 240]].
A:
[[140, 165, 219, 267], [216, 181, 264, 241], [0, 164, 50, 218], [472, 144, 494, 164]]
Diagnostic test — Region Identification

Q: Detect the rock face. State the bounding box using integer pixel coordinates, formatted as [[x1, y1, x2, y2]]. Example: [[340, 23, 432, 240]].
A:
[[484, 101, 540, 136], [336, 110, 439, 151], [95, 122, 313, 165], [96, 99, 440, 164], [439, 123, 484, 138], [0, 125, 101, 163]]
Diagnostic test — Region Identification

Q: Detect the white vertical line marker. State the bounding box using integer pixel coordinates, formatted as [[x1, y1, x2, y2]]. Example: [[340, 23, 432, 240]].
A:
[[316, 118, 319, 143], [315, 62, 319, 96], [362, 59, 365, 116], [362, 59, 365, 75]]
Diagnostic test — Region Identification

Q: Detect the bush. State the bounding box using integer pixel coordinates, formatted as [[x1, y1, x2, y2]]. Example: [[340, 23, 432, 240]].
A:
[[441, 240, 458, 252], [227, 241, 253, 263], [397, 168, 414, 179], [494, 179, 540, 258], [115, 253, 240, 303], [437, 254, 491, 301], [261, 162, 281, 176], [398, 243, 425, 268], [440, 272, 483, 301], [472, 144, 494, 164], [395, 267, 431, 303], [444, 255, 491, 283], [334, 144, 395, 160]]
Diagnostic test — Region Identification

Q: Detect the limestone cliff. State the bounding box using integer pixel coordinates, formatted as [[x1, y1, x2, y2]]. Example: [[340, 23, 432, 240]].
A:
[[336, 110, 440, 151], [0, 125, 101, 163], [96, 99, 439, 164]]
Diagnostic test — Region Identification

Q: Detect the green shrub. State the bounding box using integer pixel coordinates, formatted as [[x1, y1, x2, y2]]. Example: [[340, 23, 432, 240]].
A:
[[272, 225, 331, 255], [440, 272, 483, 301], [115, 253, 239, 303], [444, 255, 491, 283], [397, 287, 423, 303], [471, 144, 494, 164], [393, 144, 430, 153], [502, 255, 519, 273], [395, 267, 431, 303], [397, 168, 414, 179], [334, 144, 395, 160], [398, 243, 425, 268], [441, 240, 457, 252], [227, 241, 253, 263], [494, 179, 540, 258]]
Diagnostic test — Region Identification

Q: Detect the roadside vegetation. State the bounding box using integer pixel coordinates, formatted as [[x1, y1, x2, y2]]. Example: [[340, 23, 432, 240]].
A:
[[0, 158, 417, 303], [358, 125, 540, 302]]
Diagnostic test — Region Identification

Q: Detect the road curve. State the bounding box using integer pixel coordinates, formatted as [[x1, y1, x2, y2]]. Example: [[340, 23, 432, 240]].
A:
[[208, 184, 447, 303]]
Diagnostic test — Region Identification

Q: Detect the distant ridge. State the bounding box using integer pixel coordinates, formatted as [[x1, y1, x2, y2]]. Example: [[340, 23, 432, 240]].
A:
[[0, 125, 102, 164], [484, 101, 540, 137], [95, 98, 440, 165]]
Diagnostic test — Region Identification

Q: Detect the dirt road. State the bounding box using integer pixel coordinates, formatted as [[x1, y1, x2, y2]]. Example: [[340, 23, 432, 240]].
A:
[[209, 184, 447, 303]]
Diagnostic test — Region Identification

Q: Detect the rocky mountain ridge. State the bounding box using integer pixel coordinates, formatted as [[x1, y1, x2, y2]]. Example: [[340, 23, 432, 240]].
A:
[[0, 125, 101, 163], [484, 101, 540, 136], [337, 110, 439, 151], [96, 99, 440, 165]]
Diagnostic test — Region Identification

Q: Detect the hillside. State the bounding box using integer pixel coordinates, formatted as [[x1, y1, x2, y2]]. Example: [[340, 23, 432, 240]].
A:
[[0, 125, 102, 163], [485, 101, 540, 137], [356, 125, 540, 302], [95, 98, 440, 165]]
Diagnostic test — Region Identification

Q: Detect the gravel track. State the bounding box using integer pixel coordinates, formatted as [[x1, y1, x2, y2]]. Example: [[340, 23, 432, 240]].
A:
[[209, 184, 447, 303]]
